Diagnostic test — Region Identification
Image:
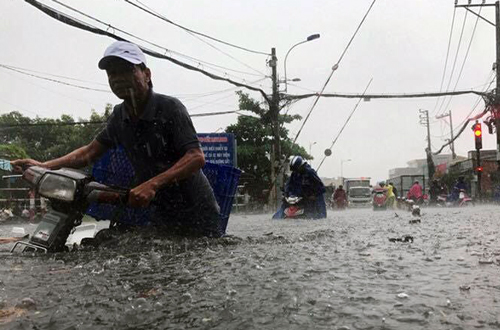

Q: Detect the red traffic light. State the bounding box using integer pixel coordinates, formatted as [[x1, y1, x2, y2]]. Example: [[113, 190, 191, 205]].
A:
[[476, 166, 483, 172]]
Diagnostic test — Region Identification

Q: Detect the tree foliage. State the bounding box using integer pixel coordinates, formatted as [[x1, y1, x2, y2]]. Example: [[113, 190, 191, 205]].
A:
[[0, 104, 112, 161], [226, 91, 309, 204]]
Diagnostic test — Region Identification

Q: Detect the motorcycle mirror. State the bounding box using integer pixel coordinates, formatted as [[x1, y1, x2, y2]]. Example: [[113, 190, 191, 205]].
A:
[[324, 149, 332, 157]]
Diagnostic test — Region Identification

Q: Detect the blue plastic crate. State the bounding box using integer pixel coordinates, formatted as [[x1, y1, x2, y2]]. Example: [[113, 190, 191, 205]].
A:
[[202, 162, 241, 233], [85, 147, 241, 234]]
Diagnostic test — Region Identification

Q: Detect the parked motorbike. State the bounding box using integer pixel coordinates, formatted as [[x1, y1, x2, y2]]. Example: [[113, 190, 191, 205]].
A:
[[10, 166, 128, 253], [372, 188, 387, 210], [283, 196, 305, 218]]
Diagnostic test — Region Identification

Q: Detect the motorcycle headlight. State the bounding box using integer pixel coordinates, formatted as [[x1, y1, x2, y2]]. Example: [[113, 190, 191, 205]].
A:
[[38, 174, 77, 202]]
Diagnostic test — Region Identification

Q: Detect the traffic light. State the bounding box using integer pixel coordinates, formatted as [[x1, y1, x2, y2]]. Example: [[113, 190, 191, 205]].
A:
[[472, 122, 482, 150], [476, 166, 483, 173]]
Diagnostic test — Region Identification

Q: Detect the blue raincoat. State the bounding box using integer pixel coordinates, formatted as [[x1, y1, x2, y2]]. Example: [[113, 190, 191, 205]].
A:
[[273, 163, 327, 219]]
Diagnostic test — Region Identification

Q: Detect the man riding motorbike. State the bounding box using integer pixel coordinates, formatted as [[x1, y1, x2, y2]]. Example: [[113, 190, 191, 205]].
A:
[[332, 185, 348, 209], [407, 180, 423, 204], [273, 156, 327, 219]]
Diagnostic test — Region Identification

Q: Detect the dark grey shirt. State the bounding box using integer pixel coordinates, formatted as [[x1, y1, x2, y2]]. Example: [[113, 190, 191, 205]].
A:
[[96, 91, 221, 236]]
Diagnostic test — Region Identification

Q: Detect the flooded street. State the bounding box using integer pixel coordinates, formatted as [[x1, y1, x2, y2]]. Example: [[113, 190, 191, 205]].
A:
[[1, 205, 500, 329]]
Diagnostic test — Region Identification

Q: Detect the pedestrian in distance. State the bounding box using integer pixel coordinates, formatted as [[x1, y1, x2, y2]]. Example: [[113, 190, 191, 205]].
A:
[[11, 41, 222, 237]]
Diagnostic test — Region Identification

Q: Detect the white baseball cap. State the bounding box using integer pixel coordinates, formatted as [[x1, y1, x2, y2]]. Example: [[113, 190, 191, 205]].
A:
[[98, 41, 147, 70]]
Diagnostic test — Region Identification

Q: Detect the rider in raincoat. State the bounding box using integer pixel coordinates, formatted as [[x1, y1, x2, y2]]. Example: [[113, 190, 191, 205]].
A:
[[273, 156, 327, 219]]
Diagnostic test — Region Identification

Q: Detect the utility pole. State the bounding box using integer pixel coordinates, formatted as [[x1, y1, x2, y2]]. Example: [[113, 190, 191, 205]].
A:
[[455, 1, 500, 170], [436, 110, 457, 159], [269, 48, 281, 209], [419, 109, 431, 152]]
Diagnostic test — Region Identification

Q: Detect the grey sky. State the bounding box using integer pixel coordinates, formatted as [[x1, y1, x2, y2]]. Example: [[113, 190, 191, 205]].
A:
[[1, 0, 496, 182]]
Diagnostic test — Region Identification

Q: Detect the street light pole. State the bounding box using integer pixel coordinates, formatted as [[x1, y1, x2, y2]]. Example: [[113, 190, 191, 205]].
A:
[[309, 141, 317, 155], [340, 159, 352, 179], [283, 34, 320, 93]]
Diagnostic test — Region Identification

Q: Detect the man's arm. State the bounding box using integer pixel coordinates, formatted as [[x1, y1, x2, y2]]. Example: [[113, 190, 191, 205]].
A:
[[11, 140, 108, 172], [128, 147, 205, 207], [44, 140, 108, 170]]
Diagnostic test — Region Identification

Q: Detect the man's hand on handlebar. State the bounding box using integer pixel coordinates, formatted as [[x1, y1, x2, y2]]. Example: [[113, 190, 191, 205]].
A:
[[10, 159, 46, 173], [128, 180, 157, 208]]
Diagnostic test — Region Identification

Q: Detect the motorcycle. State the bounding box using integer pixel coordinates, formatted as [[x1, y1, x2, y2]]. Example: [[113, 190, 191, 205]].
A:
[[283, 196, 305, 218], [333, 198, 348, 210], [10, 166, 128, 253], [372, 188, 387, 210], [436, 189, 473, 207]]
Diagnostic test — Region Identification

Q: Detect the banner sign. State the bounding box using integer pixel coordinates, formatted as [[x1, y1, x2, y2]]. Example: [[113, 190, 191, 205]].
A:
[[197, 133, 237, 167]]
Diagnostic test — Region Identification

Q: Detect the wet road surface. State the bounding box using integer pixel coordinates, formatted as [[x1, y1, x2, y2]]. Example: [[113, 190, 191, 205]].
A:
[[0, 205, 499, 329]]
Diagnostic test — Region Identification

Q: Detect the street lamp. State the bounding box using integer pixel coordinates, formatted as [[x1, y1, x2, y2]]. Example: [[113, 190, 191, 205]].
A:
[[340, 159, 352, 179], [309, 141, 317, 155], [279, 77, 301, 83], [283, 33, 320, 93]]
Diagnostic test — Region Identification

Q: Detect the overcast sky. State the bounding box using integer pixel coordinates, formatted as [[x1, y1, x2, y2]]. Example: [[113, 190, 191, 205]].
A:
[[1, 0, 497, 182]]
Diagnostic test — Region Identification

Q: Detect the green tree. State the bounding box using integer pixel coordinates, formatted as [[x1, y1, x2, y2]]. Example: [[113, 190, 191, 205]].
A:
[[226, 91, 309, 204], [0, 144, 28, 160], [0, 104, 111, 162]]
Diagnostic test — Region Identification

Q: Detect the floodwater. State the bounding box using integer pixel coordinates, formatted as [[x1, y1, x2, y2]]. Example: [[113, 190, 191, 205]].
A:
[[0, 205, 499, 329]]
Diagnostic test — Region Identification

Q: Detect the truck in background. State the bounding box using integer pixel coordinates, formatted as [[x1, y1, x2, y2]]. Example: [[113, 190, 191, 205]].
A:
[[343, 177, 372, 207]]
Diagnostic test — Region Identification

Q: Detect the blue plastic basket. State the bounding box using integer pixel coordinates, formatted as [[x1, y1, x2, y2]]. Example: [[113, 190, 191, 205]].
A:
[[85, 147, 241, 234], [86, 146, 151, 226], [202, 162, 241, 233]]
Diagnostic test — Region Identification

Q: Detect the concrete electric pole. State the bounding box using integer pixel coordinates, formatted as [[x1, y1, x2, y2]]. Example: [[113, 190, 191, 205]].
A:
[[436, 110, 457, 159], [455, 1, 500, 170], [419, 109, 432, 152], [269, 48, 281, 209]]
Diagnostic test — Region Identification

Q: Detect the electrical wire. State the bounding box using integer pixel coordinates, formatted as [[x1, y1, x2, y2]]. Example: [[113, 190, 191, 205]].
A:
[[316, 79, 373, 171], [435, 71, 495, 139], [292, 0, 378, 145], [0, 69, 109, 110], [124, 0, 270, 56], [50, 0, 266, 78], [285, 89, 487, 101], [177, 78, 266, 101], [433, 107, 489, 155], [441, 5, 482, 115], [0, 63, 108, 86], [436, 9, 469, 116], [0, 108, 252, 130], [431, 7, 457, 115], [24, 0, 271, 103], [0, 64, 111, 93], [123, 0, 269, 76]]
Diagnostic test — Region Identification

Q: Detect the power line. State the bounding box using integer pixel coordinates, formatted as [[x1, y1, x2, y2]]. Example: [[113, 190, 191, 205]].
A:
[[0, 64, 111, 93], [122, 0, 269, 76], [441, 5, 482, 115], [284, 89, 487, 101], [316, 79, 373, 171], [0, 63, 108, 86], [0, 109, 252, 129], [433, 107, 488, 155], [24, 0, 270, 103], [291, 0, 378, 145], [431, 7, 457, 115], [435, 71, 495, 139], [123, 0, 270, 56], [436, 9, 469, 116], [50, 0, 266, 78]]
